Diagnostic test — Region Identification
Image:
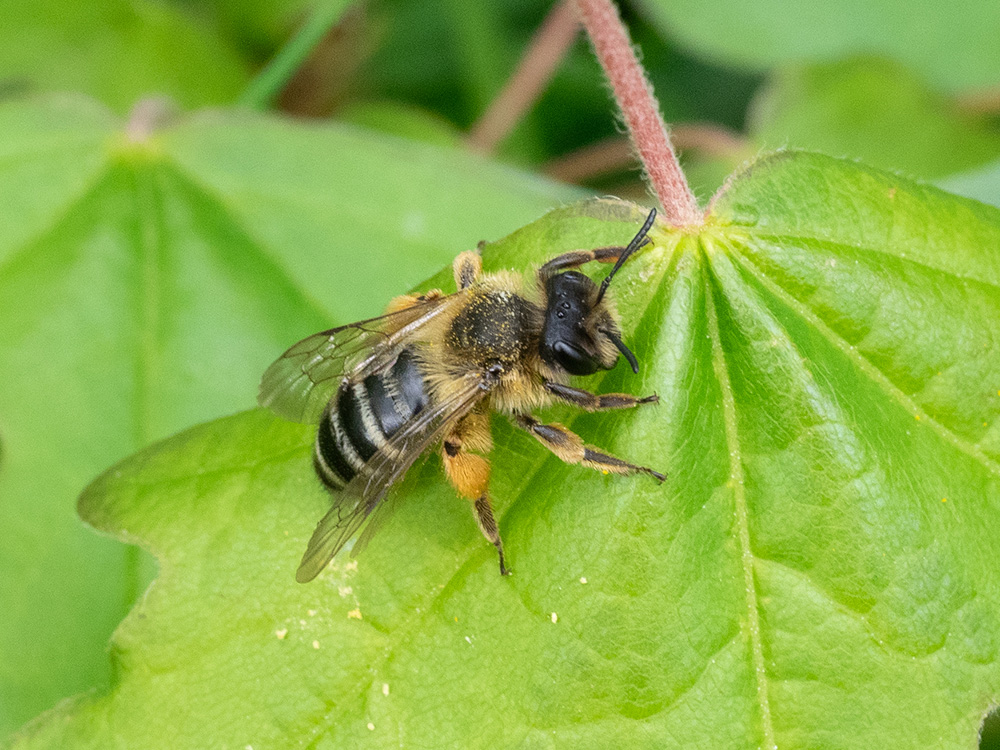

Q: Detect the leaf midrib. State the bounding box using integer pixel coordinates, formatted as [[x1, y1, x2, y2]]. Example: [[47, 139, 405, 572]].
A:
[[703, 241, 777, 750]]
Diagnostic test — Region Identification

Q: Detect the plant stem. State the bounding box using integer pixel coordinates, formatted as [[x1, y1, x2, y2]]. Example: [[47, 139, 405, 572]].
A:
[[545, 136, 633, 182], [124, 97, 176, 142], [466, 0, 580, 154], [955, 84, 1000, 114], [238, 1, 349, 111], [576, 0, 701, 225]]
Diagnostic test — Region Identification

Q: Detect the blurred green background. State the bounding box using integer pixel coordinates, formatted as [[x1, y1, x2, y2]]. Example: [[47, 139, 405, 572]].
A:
[[3, 0, 1000, 202], [2, 0, 1000, 744]]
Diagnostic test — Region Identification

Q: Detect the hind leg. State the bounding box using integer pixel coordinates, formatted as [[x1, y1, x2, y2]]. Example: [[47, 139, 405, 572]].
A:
[[441, 410, 509, 575]]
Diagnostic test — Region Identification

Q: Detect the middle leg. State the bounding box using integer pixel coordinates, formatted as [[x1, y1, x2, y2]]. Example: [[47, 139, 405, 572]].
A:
[[514, 414, 666, 482]]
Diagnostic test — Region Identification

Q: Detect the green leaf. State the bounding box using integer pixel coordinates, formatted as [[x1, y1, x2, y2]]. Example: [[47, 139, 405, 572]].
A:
[[642, 0, 1000, 92], [0, 0, 249, 111], [0, 94, 581, 737], [749, 57, 1000, 179], [337, 100, 463, 148], [14, 160, 1000, 747]]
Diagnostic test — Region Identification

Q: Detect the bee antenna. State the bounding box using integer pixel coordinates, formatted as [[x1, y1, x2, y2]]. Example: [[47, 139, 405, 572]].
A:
[[602, 328, 639, 374], [596, 207, 657, 305]]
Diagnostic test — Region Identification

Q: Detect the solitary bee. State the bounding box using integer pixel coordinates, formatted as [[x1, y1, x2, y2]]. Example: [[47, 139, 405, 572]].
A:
[[260, 208, 665, 582]]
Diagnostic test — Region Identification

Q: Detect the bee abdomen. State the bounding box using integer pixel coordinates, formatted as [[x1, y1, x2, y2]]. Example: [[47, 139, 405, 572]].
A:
[[313, 349, 428, 489]]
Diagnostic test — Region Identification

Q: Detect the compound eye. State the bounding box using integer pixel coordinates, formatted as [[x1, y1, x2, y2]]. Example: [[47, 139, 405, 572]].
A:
[[553, 340, 598, 376]]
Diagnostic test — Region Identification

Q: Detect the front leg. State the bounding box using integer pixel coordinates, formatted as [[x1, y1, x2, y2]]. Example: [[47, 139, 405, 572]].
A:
[[544, 380, 659, 412], [514, 414, 666, 481], [538, 208, 657, 280], [453, 250, 482, 290], [538, 245, 632, 279]]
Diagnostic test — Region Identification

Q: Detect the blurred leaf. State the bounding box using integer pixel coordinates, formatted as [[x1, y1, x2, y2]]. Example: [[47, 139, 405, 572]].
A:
[[191, 0, 313, 54], [641, 0, 1000, 92], [0, 94, 581, 737], [749, 57, 1000, 179], [0, 0, 249, 111], [13, 154, 1000, 747], [940, 158, 1000, 208], [337, 100, 462, 147]]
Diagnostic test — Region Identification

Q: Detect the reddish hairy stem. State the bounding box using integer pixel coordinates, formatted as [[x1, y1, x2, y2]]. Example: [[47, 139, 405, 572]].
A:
[[467, 0, 580, 154], [575, 0, 701, 225]]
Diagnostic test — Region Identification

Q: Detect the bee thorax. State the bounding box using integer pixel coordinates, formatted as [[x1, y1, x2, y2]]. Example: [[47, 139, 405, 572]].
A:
[[446, 290, 537, 367]]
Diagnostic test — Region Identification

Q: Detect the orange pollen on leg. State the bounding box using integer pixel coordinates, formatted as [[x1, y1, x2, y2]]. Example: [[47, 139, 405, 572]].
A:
[[444, 452, 491, 500]]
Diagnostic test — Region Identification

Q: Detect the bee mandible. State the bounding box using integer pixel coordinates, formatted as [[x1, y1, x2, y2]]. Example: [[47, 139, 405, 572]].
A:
[[259, 208, 665, 581]]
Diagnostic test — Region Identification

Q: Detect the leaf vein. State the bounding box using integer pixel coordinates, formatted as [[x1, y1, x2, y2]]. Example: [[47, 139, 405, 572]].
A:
[[727, 243, 1000, 479], [161, 158, 336, 325], [745, 230, 1000, 293]]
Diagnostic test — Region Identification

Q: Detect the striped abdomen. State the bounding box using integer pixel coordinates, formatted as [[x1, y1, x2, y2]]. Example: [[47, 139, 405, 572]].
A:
[[313, 348, 428, 489]]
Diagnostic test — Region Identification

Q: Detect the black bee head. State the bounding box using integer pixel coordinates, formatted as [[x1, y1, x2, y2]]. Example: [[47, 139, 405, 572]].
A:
[[539, 270, 638, 376], [538, 208, 656, 377]]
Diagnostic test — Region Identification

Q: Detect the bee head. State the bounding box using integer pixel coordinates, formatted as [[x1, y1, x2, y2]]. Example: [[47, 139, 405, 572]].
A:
[[538, 209, 656, 377]]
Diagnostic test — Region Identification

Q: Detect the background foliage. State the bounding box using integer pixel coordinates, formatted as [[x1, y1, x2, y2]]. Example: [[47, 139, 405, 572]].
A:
[[1, 0, 1000, 747]]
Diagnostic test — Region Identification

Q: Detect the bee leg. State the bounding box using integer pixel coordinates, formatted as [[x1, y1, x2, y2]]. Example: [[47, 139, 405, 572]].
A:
[[473, 493, 508, 576], [441, 412, 509, 574], [453, 250, 482, 290], [544, 381, 659, 411], [538, 242, 647, 279], [514, 414, 666, 482]]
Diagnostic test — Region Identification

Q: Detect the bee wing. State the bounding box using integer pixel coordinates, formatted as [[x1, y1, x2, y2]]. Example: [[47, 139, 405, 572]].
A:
[[295, 374, 488, 583], [259, 293, 461, 424]]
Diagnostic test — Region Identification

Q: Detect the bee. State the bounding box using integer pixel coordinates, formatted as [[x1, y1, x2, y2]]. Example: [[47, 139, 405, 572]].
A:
[[259, 208, 665, 582]]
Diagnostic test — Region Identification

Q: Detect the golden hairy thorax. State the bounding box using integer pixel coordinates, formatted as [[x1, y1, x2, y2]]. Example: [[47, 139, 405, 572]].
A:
[[416, 271, 554, 413], [445, 288, 538, 365]]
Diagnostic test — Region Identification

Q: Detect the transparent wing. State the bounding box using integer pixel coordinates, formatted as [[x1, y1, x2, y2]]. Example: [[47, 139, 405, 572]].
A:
[[295, 374, 488, 583], [259, 293, 461, 424]]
